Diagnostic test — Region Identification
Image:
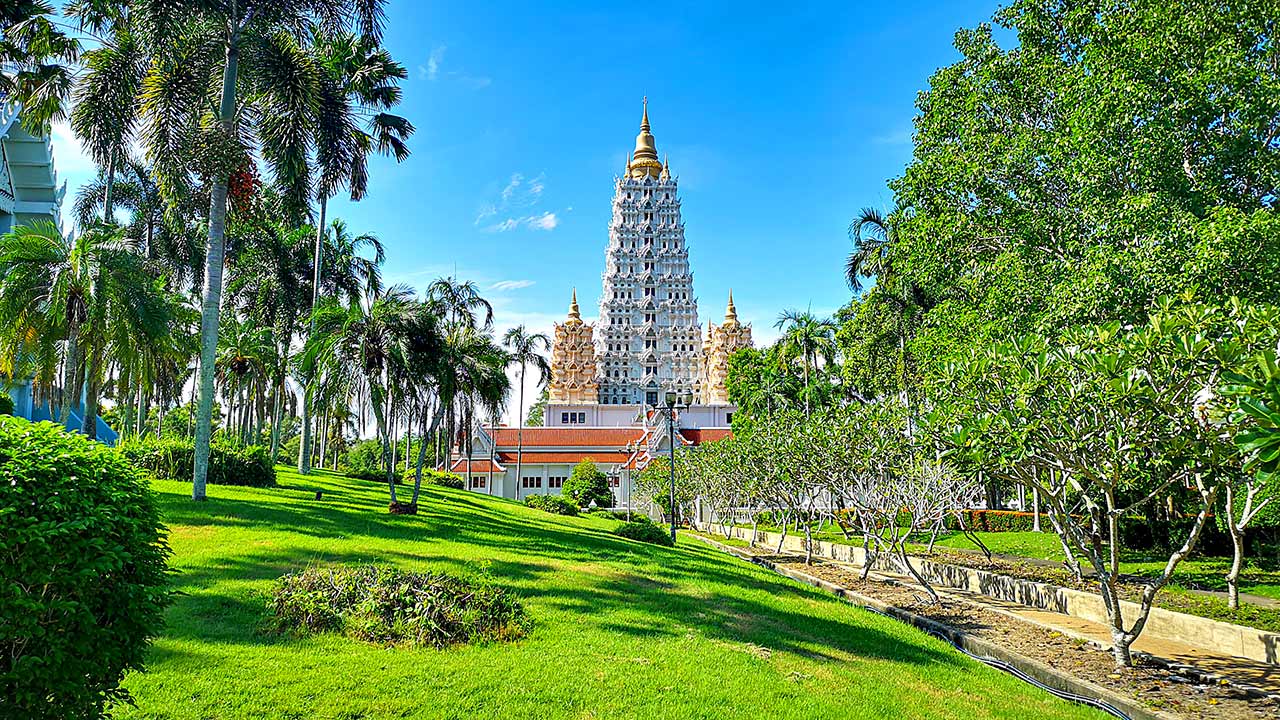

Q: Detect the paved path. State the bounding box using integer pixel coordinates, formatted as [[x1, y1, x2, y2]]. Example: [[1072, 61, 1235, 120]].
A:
[[860, 563, 1280, 696]]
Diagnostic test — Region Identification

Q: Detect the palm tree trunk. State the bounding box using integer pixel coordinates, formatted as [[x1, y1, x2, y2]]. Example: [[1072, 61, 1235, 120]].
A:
[[516, 360, 526, 500], [60, 319, 81, 425], [193, 38, 241, 502], [298, 195, 328, 475], [83, 152, 117, 441], [270, 378, 283, 460]]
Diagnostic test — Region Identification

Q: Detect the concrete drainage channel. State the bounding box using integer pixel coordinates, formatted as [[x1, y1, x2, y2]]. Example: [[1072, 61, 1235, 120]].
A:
[[692, 534, 1184, 720]]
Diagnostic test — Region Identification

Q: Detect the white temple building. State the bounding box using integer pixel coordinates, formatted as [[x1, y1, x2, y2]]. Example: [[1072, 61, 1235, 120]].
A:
[[451, 100, 751, 503]]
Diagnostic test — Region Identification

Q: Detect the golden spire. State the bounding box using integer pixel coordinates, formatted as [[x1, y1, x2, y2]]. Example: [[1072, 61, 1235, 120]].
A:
[[725, 290, 739, 326], [660, 153, 671, 180], [630, 96, 663, 179], [567, 288, 582, 324]]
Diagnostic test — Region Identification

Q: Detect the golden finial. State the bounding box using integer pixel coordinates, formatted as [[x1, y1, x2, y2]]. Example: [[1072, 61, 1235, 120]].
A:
[[725, 290, 738, 325], [630, 96, 662, 179], [568, 288, 581, 324]]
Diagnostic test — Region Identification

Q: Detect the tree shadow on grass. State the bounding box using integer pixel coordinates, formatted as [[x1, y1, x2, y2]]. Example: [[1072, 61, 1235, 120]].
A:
[[152, 478, 979, 671]]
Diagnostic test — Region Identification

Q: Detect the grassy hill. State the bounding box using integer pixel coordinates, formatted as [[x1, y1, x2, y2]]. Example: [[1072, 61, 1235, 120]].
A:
[[118, 467, 1104, 719]]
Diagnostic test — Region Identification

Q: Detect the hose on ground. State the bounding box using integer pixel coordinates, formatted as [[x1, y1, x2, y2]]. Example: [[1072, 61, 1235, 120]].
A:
[[862, 605, 1132, 720]]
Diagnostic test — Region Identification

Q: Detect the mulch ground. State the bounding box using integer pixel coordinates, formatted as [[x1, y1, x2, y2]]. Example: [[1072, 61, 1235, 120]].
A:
[[715, 538, 1276, 720]]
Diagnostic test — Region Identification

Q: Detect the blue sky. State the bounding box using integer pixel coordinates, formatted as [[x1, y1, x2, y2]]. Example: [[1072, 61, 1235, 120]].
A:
[[50, 0, 1003, 415]]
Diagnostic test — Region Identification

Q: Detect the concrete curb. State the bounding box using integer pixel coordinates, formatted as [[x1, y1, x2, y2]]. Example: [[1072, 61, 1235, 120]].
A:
[[692, 533, 1183, 720], [711, 524, 1280, 668]]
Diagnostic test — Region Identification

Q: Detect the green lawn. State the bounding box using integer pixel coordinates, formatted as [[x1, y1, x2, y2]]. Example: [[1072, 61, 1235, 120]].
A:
[[117, 467, 1105, 720]]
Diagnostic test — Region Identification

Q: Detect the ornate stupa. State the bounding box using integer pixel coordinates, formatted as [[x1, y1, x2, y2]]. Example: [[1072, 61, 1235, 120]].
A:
[[594, 99, 703, 406], [700, 291, 753, 404], [547, 290, 600, 404]]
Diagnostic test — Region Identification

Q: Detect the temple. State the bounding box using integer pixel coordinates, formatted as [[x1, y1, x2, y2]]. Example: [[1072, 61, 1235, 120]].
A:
[[452, 101, 751, 505]]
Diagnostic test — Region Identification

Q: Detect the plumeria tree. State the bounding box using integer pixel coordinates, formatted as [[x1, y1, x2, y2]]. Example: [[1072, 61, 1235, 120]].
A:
[[934, 297, 1278, 665]]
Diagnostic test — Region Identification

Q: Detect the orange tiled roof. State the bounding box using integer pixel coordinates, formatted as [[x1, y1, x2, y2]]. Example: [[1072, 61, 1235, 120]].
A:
[[449, 458, 505, 473], [485, 427, 645, 448], [495, 451, 632, 464], [680, 428, 732, 443]]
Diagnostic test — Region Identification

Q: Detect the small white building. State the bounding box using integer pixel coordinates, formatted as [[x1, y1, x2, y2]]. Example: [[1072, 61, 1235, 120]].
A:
[[449, 411, 731, 507]]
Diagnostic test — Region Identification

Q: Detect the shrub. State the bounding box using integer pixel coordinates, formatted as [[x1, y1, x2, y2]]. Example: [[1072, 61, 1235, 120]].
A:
[[267, 565, 530, 648], [615, 519, 674, 546], [562, 458, 615, 509], [345, 439, 387, 481], [525, 494, 579, 516], [0, 392, 13, 416], [0, 417, 171, 718], [400, 468, 464, 489], [119, 436, 275, 487]]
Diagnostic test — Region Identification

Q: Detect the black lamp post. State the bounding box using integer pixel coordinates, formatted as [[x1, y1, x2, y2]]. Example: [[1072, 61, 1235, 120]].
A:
[[657, 390, 692, 543]]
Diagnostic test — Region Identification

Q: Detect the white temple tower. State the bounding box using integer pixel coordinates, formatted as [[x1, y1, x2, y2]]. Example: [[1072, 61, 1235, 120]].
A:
[[595, 99, 703, 407]]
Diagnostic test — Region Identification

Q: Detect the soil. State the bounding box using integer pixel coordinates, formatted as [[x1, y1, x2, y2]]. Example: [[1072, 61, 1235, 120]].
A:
[[711, 537, 1277, 720]]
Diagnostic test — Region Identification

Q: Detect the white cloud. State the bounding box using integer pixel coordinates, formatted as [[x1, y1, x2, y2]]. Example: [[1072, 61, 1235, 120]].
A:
[[426, 45, 446, 80], [525, 212, 558, 231], [500, 173, 522, 202], [491, 280, 536, 291], [477, 173, 559, 232]]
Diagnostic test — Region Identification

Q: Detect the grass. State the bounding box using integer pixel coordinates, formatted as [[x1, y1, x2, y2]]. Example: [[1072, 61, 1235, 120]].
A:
[[116, 467, 1107, 720]]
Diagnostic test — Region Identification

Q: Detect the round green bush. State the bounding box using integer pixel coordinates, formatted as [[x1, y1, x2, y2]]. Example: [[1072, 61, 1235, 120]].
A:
[[345, 439, 386, 481], [0, 417, 171, 718], [524, 494, 579, 516], [268, 565, 530, 648], [562, 458, 616, 509], [615, 519, 674, 546]]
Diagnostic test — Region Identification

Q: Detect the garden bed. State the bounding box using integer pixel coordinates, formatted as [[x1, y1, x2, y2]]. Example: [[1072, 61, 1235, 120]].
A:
[[698, 534, 1275, 720]]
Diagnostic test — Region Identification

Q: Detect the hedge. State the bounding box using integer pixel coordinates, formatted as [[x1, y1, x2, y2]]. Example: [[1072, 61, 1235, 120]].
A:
[[525, 494, 579, 516], [118, 436, 276, 487], [1, 417, 171, 718], [401, 468, 465, 489], [615, 519, 674, 546]]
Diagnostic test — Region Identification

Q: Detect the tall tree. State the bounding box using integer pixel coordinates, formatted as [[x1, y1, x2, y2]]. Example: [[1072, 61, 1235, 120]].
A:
[[134, 0, 388, 500], [502, 325, 550, 494], [298, 29, 411, 474], [773, 310, 837, 416], [302, 284, 414, 508]]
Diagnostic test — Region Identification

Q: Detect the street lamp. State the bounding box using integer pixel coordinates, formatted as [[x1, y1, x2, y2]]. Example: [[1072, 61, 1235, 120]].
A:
[[656, 390, 693, 543]]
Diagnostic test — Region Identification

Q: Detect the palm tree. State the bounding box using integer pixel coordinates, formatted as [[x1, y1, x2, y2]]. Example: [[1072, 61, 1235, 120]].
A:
[[0, 1, 79, 134], [298, 30, 410, 474], [427, 276, 495, 331], [133, 0, 388, 500], [846, 206, 898, 293], [0, 221, 171, 432], [502, 326, 550, 497], [301, 284, 415, 508], [298, 221, 386, 471], [773, 310, 838, 417]]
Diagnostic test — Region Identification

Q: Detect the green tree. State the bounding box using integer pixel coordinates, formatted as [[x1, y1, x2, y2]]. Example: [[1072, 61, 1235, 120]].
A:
[[133, 0, 389, 500], [0, 222, 171, 430], [772, 310, 837, 416], [502, 325, 550, 495], [298, 29, 411, 475], [301, 285, 416, 508], [839, 0, 1280, 399], [563, 458, 615, 509], [525, 386, 549, 427]]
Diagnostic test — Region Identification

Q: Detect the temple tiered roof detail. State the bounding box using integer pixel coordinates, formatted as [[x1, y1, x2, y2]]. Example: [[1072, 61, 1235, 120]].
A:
[[548, 290, 600, 404], [700, 291, 753, 405]]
